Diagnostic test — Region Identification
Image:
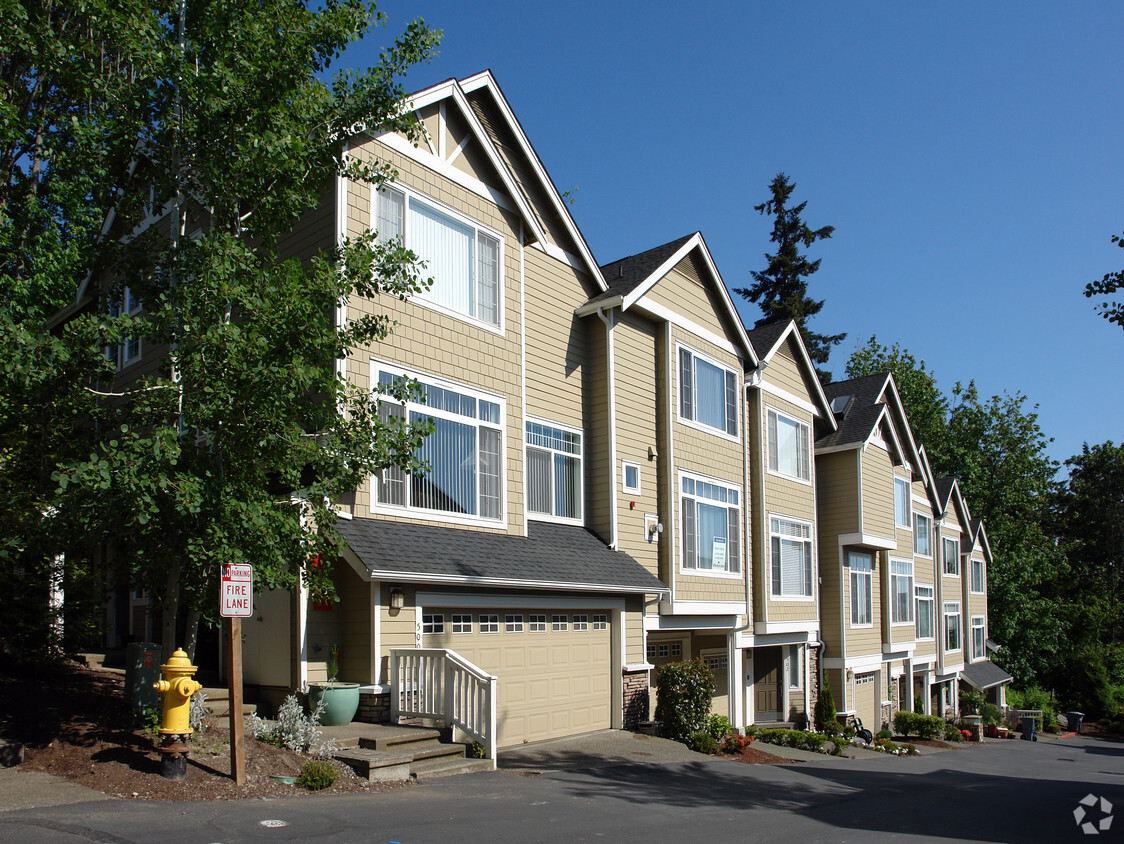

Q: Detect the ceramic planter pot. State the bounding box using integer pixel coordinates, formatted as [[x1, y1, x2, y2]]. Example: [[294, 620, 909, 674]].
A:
[[309, 682, 360, 726]]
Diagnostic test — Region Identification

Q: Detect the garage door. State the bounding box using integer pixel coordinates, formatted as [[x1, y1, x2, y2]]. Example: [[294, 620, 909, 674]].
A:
[[423, 609, 612, 747], [853, 671, 878, 729]]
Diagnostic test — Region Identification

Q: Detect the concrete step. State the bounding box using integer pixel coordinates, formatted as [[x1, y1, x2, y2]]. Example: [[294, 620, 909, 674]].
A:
[[411, 756, 493, 780], [332, 748, 413, 782], [356, 728, 443, 751]]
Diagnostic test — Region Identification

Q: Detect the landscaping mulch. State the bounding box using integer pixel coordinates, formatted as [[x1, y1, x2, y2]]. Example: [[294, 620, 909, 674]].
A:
[[718, 744, 791, 765]]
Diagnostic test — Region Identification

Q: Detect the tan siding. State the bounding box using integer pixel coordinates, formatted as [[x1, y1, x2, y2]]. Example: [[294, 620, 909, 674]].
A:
[[336, 562, 374, 683], [765, 336, 813, 401], [586, 325, 612, 541], [278, 190, 334, 265], [645, 259, 729, 339], [625, 596, 645, 664], [861, 446, 896, 539], [842, 549, 882, 658], [815, 451, 860, 655]]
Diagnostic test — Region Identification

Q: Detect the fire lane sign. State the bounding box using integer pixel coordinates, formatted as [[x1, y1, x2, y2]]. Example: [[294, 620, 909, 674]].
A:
[[220, 563, 254, 618]]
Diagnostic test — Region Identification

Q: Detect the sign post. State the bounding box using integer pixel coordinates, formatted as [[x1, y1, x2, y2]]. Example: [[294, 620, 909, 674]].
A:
[[220, 563, 253, 786]]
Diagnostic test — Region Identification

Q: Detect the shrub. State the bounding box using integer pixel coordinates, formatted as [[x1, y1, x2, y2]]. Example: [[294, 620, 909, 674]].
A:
[[689, 731, 719, 755], [829, 736, 848, 755], [705, 714, 734, 741], [246, 694, 336, 757], [1008, 686, 1060, 733], [297, 759, 338, 791], [469, 741, 487, 759], [722, 733, 754, 753], [815, 675, 836, 731], [876, 728, 892, 740], [655, 660, 716, 744], [893, 711, 952, 740], [959, 686, 985, 716], [821, 719, 846, 737], [942, 721, 963, 742], [980, 702, 1001, 726], [754, 728, 827, 754]]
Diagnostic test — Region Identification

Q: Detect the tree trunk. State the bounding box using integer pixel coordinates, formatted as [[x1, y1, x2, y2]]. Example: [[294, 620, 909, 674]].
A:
[[161, 567, 180, 655], [183, 609, 202, 663]]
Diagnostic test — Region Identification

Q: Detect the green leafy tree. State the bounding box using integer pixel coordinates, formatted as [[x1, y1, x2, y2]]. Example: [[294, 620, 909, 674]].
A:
[[1, 0, 440, 657], [736, 172, 844, 380], [1085, 231, 1124, 330]]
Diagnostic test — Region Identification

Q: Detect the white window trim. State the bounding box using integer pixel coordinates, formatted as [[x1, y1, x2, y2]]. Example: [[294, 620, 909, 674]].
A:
[[913, 511, 933, 558], [769, 512, 816, 601], [621, 460, 641, 495], [787, 644, 804, 691], [894, 477, 912, 529], [942, 537, 960, 577], [675, 342, 740, 443], [849, 551, 874, 628], [479, 613, 500, 634], [889, 557, 914, 626], [943, 601, 962, 653], [678, 469, 743, 579], [915, 583, 935, 641], [372, 182, 505, 336], [524, 415, 584, 526], [969, 556, 986, 594], [970, 615, 986, 660], [765, 406, 813, 486], [370, 359, 507, 529]]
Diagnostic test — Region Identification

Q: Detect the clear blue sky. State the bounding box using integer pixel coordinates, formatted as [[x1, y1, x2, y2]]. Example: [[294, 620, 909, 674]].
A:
[[343, 1, 1123, 470]]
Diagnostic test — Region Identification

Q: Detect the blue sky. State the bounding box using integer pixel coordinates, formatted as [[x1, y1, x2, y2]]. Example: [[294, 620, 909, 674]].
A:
[[344, 1, 1123, 469]]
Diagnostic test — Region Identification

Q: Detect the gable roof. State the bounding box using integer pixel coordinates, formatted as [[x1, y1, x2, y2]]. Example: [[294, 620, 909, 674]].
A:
[[744, 320, 835, 425], [577, 232, 757, 366], [814, 370, 920, 464], [934, 476, 973, 528], [375, 71, 606, 291], [338, 517, 668, 596]]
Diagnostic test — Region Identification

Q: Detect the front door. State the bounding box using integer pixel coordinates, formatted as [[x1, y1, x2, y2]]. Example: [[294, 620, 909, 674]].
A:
[[753, 648, 781, 720]]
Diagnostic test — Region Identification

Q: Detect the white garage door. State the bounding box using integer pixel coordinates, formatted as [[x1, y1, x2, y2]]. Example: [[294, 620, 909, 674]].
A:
[[423, 609, 612, 747], [853, 671, 878, 729]]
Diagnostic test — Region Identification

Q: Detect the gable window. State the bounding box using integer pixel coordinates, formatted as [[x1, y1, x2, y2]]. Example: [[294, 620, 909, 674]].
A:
[[681, 474, 741, 574], [767, 408, 811, 481], [943, 537, 960, 576], [970, 556, 985, 593], [375, 368, 503, 523], [849, 551, 873, 625], [770, 517, 813, 597], [944, 602, 961, 652], [971, 616, 986, 660], [890, 558, 914, 624], [895, 478, 911, 527], [915, 585, 934, 639], [678, 347, 737, 436], [376, 186, 502, 328], [526, 420, 582, 521], [913, 512, 932, 556]]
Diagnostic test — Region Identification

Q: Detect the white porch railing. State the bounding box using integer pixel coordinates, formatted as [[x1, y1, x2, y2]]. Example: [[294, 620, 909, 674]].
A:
[[390, 648, 498, 764]]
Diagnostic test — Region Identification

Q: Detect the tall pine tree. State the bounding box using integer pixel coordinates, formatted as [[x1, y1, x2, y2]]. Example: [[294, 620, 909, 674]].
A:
[[737, 173, 844, 381]]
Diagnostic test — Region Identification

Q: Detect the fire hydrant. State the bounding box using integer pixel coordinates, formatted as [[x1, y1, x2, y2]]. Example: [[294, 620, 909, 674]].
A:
[[152, 648, 202, 781]]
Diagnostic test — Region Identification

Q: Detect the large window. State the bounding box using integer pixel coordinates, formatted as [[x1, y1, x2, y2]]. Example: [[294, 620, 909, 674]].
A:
[[915, 585, 934, 639], [913, 512, 932, 556], [678, 347, 737, 436], [376, 368, 503, 521], [971, 616, 986, 660], [944, 602, 962, 652], [890, 558, 914, 624], [943, 537, 960, 576], [526, 420, 582, 521], [681, 474, 741, 573], [849, 551, 873, 625], [895, 478, 911, 527], [770, 517, 813, 597], [377, 187, 502, 327], [767, 408, 811, 481], [970, 556, 985, 593]]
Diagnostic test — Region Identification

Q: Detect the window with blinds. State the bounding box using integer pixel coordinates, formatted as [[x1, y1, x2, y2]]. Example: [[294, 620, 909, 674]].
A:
[[849, 551, 873, 625], [375, 367, 503, 522], [525, 420, 582, 522], [770, 517, 813, 597], [678, 346, 737, 436], [890, 558, 914, 624], [767, 408, 810, 481], [376, 186, 502, 328], [915, 585, 934, 639], [681, 474, 740, 574]]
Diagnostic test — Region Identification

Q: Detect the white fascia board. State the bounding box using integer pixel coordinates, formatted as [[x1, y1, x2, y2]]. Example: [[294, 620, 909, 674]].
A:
[[753, 320, 836, 429], [574, 295, 624, 318], [882, 642, 917, 657], [753, 620, 820, 636], [837, 532, 898, 551], [880, 374, 923, 470], [757, 379, 819, 416], [751, 630, 816, 646], [370, 570, 668, 597], [633, 299, 744, 360], [650, 612, 740, 630], [815, 442, 862, 457], [417, 591, 628, 610], [455, 71, 607, 292], [664, 600, 746, 615]]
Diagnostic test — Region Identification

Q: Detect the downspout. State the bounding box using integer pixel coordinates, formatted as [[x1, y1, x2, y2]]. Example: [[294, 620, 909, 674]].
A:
[[728, 369, 753, 727], [595, 306, 618, 549]]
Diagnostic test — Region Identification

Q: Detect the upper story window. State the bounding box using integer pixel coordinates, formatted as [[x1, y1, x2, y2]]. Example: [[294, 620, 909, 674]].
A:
[[890, 558, 914, 624], [767, 408, 811, 482], [971, 616, 986, 660], [376, 186, 502, 329], [894, 478, 911, 527], [622, 461, 641, 495], [107, 286, 143, 369], [944, 601, 962, 652], [770, 517, 813, 597], [376, 367, 503, 523], [849, 551, 873, 625], [678, 346, 737, 437], [681, 473, 740, 574], [913, 512, 932, 556], [525, 420, 582, 522], [970, 556, 985, 593], [943, 537, 960, 576], [915, 584, 934, 639]]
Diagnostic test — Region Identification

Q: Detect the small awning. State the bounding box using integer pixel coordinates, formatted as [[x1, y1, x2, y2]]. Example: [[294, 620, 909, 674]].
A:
[[960, 660, 1014, 691]]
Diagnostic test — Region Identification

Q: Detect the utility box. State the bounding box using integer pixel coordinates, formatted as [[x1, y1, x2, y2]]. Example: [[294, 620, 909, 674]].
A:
[[125, 642, 162, 717]]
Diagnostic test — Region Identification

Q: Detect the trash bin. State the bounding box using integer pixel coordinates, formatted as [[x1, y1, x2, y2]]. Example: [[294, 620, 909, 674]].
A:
[[124, 642, 162, 717], [1067, 711, 1084, 734], [1020, 715, 1038, 741]]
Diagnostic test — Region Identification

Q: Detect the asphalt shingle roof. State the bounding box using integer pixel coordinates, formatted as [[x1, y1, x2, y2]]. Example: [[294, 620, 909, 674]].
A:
[[960, 660, 1013, 690], [744, 321, 791, 360], [815, 372, 891, 449], [588, 234, 696, 306], [934, 477, 956, 512], [337, 517, 668, 594]]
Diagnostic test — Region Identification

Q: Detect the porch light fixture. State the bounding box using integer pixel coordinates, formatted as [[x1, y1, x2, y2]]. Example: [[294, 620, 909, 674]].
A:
[[389, 588, 405, 611]]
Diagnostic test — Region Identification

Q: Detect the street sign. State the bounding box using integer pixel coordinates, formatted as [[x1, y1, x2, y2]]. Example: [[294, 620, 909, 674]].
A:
[[220, 563, 253, 618]]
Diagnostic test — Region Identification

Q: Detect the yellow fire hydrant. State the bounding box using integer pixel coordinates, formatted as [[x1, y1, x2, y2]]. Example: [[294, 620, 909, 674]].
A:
[[152, 648, 202, 780]]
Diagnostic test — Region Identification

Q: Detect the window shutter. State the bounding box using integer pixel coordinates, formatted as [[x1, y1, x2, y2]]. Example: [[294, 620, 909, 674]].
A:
[[767, 411, 778, 471], [679, 349, 693, 420], [682, 495, 696, 568], [725, 370, 737, 435]]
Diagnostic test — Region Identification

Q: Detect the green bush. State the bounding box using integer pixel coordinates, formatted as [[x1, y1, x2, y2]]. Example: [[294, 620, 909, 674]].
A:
[[814, 675, 836, 731], [980, 702, 1001, 726], [705, 714, 734, 741], [297, 759, 338, 791], [722, 733, 753, 753], [689, 731, 719, 754], [1008, 687, 1060, 733], [959, 686, 986, 716], [821, 719, 846, 737], [942, 721, 963, 742], [829, 736, 848, 755], [876, 728, 893, 740], [654, 660, 716, 744], [893, 710, 951, 740], [755, 728, 828, 754]]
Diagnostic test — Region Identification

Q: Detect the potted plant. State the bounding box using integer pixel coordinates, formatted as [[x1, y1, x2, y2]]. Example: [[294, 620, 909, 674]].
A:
[[308, 645, 360, 726]]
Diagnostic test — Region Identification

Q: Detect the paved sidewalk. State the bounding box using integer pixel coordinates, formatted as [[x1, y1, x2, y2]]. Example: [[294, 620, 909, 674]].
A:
[[0, 767, 112, 813]]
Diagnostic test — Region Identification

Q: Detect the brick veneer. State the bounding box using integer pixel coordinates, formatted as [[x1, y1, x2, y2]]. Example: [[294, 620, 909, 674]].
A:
[[623, 669, 650, 729], [808, 645, 821, 722], [357, 691, 391, 724]]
